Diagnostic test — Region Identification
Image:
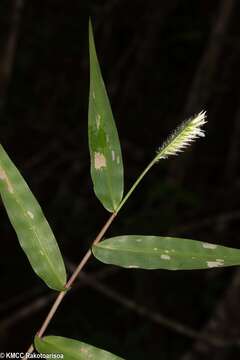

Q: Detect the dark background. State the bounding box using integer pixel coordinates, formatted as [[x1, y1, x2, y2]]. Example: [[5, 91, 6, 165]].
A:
[[1, 0, 240, 359]]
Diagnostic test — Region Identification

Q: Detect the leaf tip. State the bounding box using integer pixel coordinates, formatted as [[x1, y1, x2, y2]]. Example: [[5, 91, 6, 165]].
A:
[[88, 17, 93, 34]]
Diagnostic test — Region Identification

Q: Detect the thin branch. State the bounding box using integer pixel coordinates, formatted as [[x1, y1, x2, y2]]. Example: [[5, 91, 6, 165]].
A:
[[0, 285, 42, 314], [3, 261, 238, 350], [180, 268, 240, 360], [1, 267, 116, 331], [67, 263, 240, 348], [225, 101, 240, 181], [0, 0, 24, 110], [173, 210, 240, 234], [184, 0, 235, 115], [168, 0, 236, 184]]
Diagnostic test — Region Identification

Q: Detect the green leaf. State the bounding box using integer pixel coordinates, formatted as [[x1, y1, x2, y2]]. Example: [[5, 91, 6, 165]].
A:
[[0, 145, 66, 291], [35, 336, 124, 360], [88, 20, 124, 212], [92, 235, 240, 270]]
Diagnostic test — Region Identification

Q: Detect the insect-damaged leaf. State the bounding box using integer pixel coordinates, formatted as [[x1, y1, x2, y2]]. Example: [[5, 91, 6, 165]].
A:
[[0, 145, 66, 291], [92, 235, 240, 270], [35, 335, 124, 360], [88, 20, 124, 212]]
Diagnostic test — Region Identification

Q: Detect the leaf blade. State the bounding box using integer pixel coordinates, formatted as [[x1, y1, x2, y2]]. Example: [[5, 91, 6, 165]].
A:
[[92, 235, 240, 270], [0, 145, 66, 290], [88, 20, 124, 212], [35, 336, 124, 360]]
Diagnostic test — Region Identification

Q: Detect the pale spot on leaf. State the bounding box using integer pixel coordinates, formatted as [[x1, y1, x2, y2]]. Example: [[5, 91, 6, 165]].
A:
[[202, 242, 217, 249], [207, 260, 224, 268], [0, 168, 14, 193], [153, 248, 158, 251], [118, 237, 126, 242], [92, 91, 96, 99], [136, 239, 142, 242], [94, 152, 106, 170], [96, 114, 101, 129], [27, 210, 34, 219], [80, 348, 93, 359], [111, 150, 115, 161], [161, 254, 171, 260], [117, 156, 120, 164], [128, 265, 139, 268]]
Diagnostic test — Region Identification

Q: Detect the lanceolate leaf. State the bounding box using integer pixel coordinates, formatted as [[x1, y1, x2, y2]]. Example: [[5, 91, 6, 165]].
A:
[[0, 145, 66, 291], [35, 336, 124, 360], [88, 20, 124, 212], [92, 235, 240, 270]]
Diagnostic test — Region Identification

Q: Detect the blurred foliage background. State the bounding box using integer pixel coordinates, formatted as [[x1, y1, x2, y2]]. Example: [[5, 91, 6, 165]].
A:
[[1, 1, 240, 359]]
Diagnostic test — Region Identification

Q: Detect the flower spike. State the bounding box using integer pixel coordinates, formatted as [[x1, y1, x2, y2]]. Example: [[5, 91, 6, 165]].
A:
[[156, 111, 207, 161]]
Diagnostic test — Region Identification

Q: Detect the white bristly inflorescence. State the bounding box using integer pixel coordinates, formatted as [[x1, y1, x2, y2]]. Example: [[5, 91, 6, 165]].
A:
[[156, 110, 207, 160]]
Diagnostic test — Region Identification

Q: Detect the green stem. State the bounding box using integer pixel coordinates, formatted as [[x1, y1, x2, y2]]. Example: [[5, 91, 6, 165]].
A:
[[116, 157, 157, 213], [25, 155, 159, 356]]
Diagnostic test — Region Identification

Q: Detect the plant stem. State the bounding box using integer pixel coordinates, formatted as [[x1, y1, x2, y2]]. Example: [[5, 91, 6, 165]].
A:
[[116, 158, 156, 213], [24, 156, 159, 357], [24, 211, 116, 357]]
